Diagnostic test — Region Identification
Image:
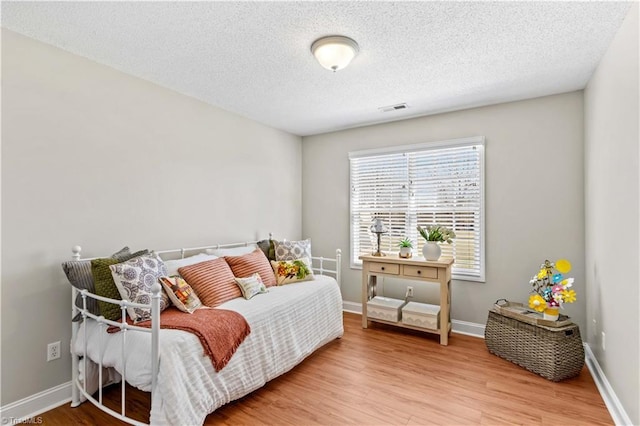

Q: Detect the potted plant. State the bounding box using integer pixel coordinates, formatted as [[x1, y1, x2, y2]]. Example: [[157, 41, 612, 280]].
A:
[[417, 225, 455, 261], [397, 238, 413, 258]]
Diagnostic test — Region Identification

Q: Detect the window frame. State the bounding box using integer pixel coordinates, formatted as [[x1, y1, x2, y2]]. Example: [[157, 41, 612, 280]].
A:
[[349, 136, 486, 282]]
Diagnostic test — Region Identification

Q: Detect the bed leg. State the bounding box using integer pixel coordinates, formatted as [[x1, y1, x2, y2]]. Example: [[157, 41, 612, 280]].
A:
[[71, 287, 81, 407], [71, 347, 81, 407], [151, 283, 161, 399], [335, 249, 342, 290]]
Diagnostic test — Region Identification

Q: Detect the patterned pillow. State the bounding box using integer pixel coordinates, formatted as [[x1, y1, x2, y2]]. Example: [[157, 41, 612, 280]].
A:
[[225, 249, 276, 287], [234, 273, 268, 300], [274, 239, 312, 261], [178, 258, 241, 307], [159, 276, 203, 313], [62, 246, 130, 321], [92, 249, 149, 321], [271, 257, 315, 285], [109, 253, 170, 323]]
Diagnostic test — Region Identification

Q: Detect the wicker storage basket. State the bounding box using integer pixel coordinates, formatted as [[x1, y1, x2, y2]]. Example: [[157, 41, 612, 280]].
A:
[[485, 309, 585, 381]]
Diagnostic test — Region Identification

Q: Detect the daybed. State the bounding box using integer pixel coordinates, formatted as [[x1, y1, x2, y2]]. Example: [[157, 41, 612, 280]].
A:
[[66, 237, 343, 425]]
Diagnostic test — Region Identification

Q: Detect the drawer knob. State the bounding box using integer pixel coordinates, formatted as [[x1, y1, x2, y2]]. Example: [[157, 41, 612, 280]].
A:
[[417, 270, 421, 274], [381, 266, 385, 271]]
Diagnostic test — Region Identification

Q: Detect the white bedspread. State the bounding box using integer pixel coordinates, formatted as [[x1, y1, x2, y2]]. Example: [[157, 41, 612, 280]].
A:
[[73, 275, 343, 425]]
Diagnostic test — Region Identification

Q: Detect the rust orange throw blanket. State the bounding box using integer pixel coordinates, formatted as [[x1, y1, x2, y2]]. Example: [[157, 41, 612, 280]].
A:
[[108, 307, 251, 371]]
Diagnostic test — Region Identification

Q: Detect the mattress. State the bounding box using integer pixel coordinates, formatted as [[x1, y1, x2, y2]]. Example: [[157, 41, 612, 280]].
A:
[[73, 275, 344, 425]]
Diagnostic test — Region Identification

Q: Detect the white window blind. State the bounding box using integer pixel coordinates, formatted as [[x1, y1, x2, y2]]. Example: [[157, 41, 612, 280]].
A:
[[349, 137, 485, 281]]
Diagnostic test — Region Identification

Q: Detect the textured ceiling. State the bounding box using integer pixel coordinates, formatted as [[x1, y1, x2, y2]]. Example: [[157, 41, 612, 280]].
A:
[[1, 1, 632, 136]]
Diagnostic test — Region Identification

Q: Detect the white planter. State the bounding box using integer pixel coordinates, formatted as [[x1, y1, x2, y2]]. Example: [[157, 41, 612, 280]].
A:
[[422, 242, 441, 261], [399, 247, 412, 258]]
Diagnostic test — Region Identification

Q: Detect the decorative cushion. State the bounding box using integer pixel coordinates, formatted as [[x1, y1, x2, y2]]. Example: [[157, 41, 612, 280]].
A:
[[109, 253, 170, 323], [164, 253, 218, 277], [92, 249, 148, 321], [62, 246, 130, 321], [159, 276, 203, 313], [271, 257, 315, 285], [234, 273, 268, 300], [274, 239, 312, 261], [257, 239, 276, 261], [224, 249, 277, 287], [205, 245, 256, 257], [178, 258, 241, 307]]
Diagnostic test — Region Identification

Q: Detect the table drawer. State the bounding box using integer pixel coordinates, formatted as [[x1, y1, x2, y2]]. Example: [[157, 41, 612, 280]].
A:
[[403, 265, 438, 279], [369, 263, 400, 275]]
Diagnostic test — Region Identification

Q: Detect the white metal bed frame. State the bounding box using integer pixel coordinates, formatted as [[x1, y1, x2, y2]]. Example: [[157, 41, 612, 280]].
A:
[[69, 236, 342, 425]]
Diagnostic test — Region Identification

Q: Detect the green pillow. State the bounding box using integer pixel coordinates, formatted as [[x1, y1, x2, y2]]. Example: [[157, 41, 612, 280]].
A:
[[257, 239, 276, 261], [63, 246, 130, 322], [92, 250, 148, 320]]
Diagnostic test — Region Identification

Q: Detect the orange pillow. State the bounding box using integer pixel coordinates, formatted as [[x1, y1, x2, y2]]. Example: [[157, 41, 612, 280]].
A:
[[178, 258, 240, 307], [225, 249, 277, 287]]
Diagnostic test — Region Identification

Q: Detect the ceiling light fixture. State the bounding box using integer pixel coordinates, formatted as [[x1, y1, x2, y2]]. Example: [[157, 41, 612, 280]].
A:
[[311, 35, 359, 72]]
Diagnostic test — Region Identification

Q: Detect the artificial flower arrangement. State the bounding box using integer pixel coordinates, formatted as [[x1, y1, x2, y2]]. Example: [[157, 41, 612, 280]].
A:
[[417, 225, 456, 243], [528, 259, 577, 317]]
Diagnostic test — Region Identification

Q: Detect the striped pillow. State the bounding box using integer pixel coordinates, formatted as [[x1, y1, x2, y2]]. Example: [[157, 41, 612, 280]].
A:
[[178, 258, 240, 307], [225, 249, 276, 287]]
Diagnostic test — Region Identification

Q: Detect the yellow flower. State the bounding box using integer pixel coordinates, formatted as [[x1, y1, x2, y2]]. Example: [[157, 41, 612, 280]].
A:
[[562, 289, 577, 303], [556, 259, 572, 274], [537, 269, 547, 280], [528, 294, 547, 312]]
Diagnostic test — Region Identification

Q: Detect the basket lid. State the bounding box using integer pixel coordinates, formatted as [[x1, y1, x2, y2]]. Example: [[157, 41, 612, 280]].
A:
[[402, 301, 440, 315], [367, 296, 405, 309]]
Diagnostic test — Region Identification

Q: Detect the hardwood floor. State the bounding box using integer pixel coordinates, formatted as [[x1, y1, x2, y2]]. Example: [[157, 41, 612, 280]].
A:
[[40, 313, 612, 425]]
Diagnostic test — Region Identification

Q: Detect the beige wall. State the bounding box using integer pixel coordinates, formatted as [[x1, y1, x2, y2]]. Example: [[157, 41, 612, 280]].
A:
[[584, 4, 639, 424], [302, 92, 585, 330], [0, 29, 302, 405]]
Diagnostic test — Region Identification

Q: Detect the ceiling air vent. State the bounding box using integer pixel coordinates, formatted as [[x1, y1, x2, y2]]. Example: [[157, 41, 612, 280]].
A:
[[378, 103, 409, 113]]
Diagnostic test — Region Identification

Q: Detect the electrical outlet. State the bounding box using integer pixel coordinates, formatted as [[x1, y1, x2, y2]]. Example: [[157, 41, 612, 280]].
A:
[[47, 341, 61, 362], [601, 332, 606, 351], [406, 286, 414, 298]]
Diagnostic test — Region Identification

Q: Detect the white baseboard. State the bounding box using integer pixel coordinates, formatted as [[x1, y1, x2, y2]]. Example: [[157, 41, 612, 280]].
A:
[[584, 343, 633, 426], [451, 319, 485, 338], [0, 381, 71, 422], [342, 300, 362, 314], [342, 301, 486, 338]]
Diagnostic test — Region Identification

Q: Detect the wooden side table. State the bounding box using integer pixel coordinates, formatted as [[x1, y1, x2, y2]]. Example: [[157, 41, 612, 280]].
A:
[[359, 254, 454, 345]]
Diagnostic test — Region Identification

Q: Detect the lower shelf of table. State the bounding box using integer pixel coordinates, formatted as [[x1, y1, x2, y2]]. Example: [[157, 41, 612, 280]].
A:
[[365, 317, 452, 336]]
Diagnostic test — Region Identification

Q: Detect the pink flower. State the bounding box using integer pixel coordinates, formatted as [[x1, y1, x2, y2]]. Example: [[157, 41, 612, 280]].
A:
[[552, 284, 563, 293]]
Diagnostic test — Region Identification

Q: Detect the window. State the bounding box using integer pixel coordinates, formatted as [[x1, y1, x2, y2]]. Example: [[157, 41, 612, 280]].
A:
[[349, 136, 485, 281]]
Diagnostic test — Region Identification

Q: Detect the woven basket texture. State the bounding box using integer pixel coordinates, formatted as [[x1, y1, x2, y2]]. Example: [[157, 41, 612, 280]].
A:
[[485, 310, 585, 381]]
